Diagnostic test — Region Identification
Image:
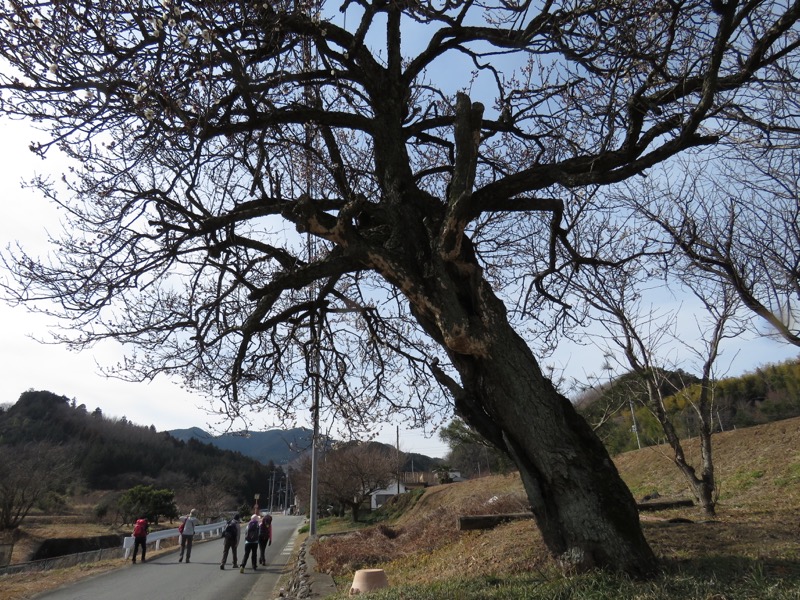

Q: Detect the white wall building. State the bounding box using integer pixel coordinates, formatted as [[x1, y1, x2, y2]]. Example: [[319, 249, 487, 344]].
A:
[[370, 481, 409, 510]]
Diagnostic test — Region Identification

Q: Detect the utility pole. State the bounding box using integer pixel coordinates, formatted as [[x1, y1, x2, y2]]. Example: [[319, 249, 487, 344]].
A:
[[396, 425, 401, 495], [309, 310, 321, 534], [629, 398, 642, 449], [303, 0, 321, 536], [269, 470, 277, 513], [284, 471, 291, 514]]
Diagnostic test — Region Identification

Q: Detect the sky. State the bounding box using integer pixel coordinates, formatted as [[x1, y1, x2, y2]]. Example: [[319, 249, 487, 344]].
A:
[[2, 112, 799, 462], [0, 116, 452, 457]]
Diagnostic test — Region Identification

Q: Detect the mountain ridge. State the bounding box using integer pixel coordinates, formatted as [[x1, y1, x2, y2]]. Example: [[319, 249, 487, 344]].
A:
[[166, 426, 316, 465], [166, 426, 444, 472]]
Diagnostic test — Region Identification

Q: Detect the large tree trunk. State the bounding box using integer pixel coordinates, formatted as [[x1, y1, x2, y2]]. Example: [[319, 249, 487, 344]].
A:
[[366, 93, 657, 576], [399, 252, 658, 577], [459, 322, 656, 576]]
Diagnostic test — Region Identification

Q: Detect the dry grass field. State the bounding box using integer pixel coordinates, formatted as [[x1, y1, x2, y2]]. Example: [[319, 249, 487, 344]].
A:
[[312, 417, 800, 598]]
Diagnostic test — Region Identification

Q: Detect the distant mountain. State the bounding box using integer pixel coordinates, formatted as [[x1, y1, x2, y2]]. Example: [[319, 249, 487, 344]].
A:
[[0, 390, 442, 503], [167, 426, 318, 465], [0, 390, 275, 495], [167, 427, 444, 470]]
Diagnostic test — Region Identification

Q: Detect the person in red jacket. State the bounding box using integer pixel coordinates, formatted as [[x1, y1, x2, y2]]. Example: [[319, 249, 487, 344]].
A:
[[131, 516, 149, 563]]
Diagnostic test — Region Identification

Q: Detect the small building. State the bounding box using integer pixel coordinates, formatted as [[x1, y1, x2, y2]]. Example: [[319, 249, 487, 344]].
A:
[[370, 480, 409, 510], [399, 470, 438, 487], [441, 470, 465, 483]]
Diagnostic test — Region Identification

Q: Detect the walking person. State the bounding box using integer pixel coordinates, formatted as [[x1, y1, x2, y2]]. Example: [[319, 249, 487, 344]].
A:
[[240, 514, 260, 572], [258, 513, 272, 565], [131, 516, 149, 564], [178, 508, 201, 563], [219, 513, 241, 570]]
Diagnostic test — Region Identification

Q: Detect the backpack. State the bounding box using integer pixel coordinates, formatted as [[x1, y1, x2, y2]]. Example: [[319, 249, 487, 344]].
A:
[[245, 520, 259, 543], [223, 520, 238, 540], [178, 519, 185, 534], [133, 519, 148, 537], [258, 520, 270, 540]]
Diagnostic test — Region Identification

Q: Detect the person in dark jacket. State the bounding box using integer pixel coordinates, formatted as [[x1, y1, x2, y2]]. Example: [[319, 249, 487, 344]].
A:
[[219, 513, 241, 569], [240, 514, 260, 572], [258, 513, 272, 566]]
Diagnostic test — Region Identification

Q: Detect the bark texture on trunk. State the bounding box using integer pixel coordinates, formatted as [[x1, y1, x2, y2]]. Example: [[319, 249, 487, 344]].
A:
[[402, 260, 658, 575], [458, 323, 657, 576]]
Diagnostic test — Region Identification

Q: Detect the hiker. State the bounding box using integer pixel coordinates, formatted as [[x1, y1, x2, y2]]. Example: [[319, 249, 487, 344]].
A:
[[178, 508, 201, 563], [219, 513, 241, 570], [240, 514, 260, 572], [258, 513, 272, 565], [131, 516, 149, 564]]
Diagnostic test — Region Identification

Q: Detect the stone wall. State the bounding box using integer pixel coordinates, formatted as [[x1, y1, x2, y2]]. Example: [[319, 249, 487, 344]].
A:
[[275, 538, 337, 599]]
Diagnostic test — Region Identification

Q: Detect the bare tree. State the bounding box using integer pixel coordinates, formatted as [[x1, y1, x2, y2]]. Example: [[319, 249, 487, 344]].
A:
[[630, 145, 800, 347], [1, 0, 798, 575], [177, 471, 236, 521], [0, 443, 75, 530], [572, 256, 745, 516], [675, 279, 745, 514], [317, 442, 400, 521], [290, 458, 313, 518]]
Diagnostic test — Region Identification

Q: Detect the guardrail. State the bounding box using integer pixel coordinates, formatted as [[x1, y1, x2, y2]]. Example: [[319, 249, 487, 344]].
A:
[[122, 521, 228, 558]]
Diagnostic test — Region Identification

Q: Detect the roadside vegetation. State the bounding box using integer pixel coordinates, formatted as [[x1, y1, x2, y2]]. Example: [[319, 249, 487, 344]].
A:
[[310, 416, 800, 599], [3, 365, 800, 598], [2, 415, 800, 599]]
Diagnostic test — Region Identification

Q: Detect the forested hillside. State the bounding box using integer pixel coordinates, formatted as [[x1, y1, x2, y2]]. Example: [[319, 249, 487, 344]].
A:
[[0, 390, 275, 500], [576, 357, 800, 455]]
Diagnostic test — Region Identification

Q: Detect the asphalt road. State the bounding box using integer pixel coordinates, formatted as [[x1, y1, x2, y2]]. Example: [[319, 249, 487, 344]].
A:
[[36, 515, 305, 600]]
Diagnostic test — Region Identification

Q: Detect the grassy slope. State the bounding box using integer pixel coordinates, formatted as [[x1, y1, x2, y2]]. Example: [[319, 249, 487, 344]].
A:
[[616, 415, 800, 510], [313, 416, 800, 598]]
